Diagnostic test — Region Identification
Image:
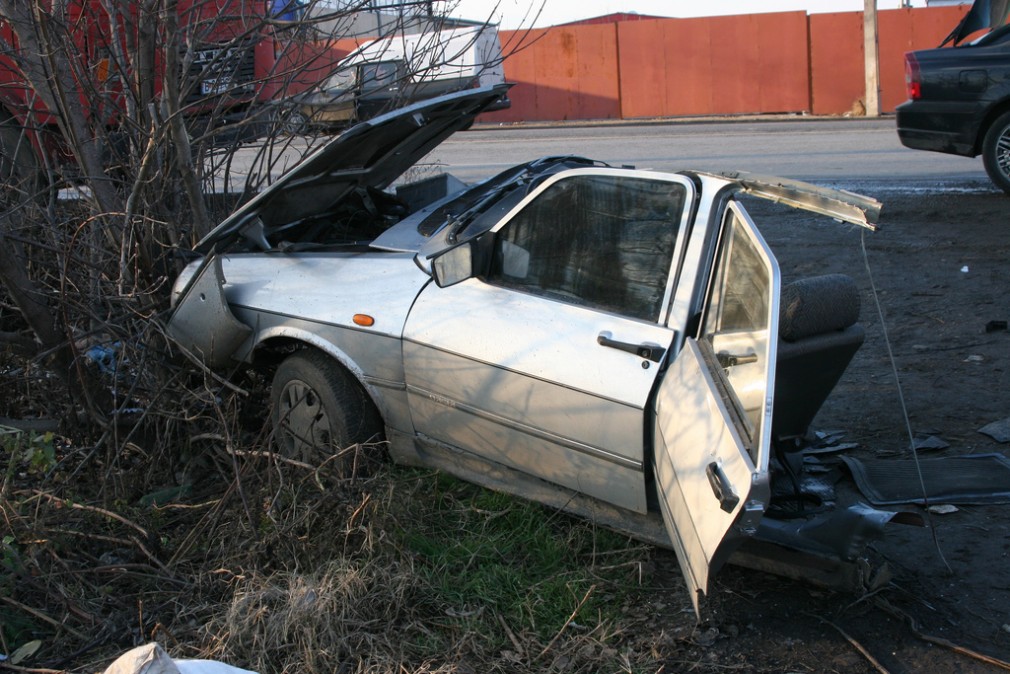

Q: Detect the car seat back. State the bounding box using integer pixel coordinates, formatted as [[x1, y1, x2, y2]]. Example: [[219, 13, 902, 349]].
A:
[[773, 274, 864, 447]]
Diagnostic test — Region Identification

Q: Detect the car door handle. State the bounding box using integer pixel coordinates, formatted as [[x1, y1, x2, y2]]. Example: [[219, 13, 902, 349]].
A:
[[716, 351, 758, 368], [706, 461, 740, 513], [597, 332, 666, 363]]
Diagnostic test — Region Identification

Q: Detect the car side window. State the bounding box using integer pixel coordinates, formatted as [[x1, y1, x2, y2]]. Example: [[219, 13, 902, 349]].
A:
[[701, 204, 775, 452], [486, 174, 685, 322]]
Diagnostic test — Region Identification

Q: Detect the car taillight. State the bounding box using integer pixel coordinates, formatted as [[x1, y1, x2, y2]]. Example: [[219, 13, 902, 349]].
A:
[[905, 53, 921, 100]]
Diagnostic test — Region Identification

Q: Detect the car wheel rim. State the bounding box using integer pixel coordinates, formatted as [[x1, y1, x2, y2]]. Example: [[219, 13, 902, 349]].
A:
[[998, 125, 1010, 179], [285, 110, 308, 135], [277, 378, 332, 459]]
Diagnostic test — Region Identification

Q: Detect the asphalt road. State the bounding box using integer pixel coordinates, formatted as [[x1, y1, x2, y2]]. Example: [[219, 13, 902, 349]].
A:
[[419, 117, 999, 195]]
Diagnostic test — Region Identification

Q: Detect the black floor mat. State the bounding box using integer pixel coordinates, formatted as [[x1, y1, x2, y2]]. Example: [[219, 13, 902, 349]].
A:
[[841, 453, 1010, 505]]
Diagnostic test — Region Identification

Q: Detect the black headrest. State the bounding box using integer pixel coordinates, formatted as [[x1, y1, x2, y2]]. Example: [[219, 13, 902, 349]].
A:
[[779, 274, 860, 342]]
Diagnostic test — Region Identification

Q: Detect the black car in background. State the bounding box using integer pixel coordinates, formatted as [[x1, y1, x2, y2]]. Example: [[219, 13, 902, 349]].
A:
[[896, 24, 1010, 194]]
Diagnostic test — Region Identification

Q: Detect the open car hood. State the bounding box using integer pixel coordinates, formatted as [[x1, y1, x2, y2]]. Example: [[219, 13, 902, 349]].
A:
[[706, 171, 882, 231], [195, 84, 512, 254]]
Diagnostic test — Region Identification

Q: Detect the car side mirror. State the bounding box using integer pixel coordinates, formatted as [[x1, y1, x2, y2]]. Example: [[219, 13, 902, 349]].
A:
[[430, 235, 491, 288], [431, 241, 473, 288]]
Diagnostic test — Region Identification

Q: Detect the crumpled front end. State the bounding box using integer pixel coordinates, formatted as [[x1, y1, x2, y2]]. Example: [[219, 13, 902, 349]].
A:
[[167, 255, 252, 369]]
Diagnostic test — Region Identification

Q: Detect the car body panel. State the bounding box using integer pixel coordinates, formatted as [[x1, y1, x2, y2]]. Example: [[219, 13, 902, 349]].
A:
[[401, 168, 697, 513], [403, 278, 675, 513], [167, 255, 253, 369], [896, 24, 1010, 158], [712, 172, 881, 231], [197, 84, 512, 254], [655, 339, 770, 614], [654, 201, 779, 613]]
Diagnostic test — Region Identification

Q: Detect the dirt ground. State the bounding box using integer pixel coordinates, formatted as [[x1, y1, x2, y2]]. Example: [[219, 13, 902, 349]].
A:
[[646, 186, 1010, 674]]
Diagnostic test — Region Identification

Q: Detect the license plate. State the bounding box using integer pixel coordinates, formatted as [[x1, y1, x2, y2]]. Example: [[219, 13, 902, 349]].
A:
[[201, 77, 232, 95]]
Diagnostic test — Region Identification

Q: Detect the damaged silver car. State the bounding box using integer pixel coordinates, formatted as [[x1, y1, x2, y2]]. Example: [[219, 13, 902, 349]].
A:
[[168, 85, 910, 614]]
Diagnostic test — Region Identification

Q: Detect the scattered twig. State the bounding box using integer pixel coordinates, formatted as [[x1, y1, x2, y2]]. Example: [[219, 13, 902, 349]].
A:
[[0, 417, 58, 433], [0, 663, 67, 674], [538, 584, 596, 659], [226, 447, 316, 471], [31, 490, 149, 538], [497, 612, 525, 657], [1, 596, 87, 640], [808, 613, 890, 674], [874, 596, 1010, 671]]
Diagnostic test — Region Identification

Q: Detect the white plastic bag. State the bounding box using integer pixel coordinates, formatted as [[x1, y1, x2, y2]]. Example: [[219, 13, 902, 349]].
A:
[[101, 644, 258, 674]]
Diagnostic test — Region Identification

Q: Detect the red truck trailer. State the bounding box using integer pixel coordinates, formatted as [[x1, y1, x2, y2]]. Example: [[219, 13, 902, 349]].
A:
[[0, 0, 279, 192]]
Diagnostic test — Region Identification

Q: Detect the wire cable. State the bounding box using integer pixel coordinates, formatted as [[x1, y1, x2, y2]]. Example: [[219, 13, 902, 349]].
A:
[[860, 229, 952, 574]]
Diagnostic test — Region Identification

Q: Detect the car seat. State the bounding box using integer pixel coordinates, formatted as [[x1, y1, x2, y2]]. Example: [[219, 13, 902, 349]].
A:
[[772, 273, 865, 450]]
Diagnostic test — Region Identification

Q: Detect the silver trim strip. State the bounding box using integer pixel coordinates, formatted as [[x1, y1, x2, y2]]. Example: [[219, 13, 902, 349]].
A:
[[403, 337, 646, 411], [363, 376, 406, 391], [406, 383, 644, 471], [233, 304, 393, 338]]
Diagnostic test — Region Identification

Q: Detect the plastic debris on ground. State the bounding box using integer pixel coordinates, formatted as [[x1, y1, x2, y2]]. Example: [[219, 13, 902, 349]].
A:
[[101, 644, 258, 674], [913, 435, 950, 452], [980, 417, 1010, 443]]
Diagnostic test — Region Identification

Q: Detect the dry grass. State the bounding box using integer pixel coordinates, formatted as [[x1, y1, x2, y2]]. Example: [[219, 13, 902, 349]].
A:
[[0, 387, 682, 673]]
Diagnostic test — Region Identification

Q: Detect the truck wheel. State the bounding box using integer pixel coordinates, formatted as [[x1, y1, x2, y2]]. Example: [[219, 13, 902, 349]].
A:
[[279, 106, 309, 136], [982, 110, 1010, 195], [0, 117, 42, 209], [270, 349, 383, 470]]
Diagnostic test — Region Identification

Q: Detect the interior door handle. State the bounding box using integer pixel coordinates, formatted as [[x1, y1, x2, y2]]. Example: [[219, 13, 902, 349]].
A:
[[597, 332, 667, 363], [716, 351, 758, 368], [706, 461, 740, 513]]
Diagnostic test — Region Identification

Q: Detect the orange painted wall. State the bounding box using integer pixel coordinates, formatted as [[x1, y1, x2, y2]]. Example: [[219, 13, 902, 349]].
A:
[[810, 12, 865, 115], [467, 7, 977, 122], [810, 6, 969, 115], [480, 24, 621, 122], [878, 6, 968, 112], [617, 12, 810, 118]]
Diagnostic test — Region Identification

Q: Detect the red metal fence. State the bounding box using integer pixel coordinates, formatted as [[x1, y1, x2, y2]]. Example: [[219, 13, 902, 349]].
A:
[[480, 6, 970, 123]]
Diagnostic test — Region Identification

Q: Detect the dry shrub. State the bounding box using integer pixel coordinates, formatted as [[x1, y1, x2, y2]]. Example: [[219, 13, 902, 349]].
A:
[[1, 337, 670, 674], [205, 560, 425, 673]]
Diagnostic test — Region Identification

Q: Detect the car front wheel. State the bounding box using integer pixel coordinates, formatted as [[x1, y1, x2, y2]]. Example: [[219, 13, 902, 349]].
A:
[[270, 349, 382, 469], [982, 110, 1010, 195]]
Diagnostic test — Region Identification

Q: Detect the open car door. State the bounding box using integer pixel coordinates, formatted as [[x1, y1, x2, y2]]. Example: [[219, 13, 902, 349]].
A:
[[653, 201, 779, 615]]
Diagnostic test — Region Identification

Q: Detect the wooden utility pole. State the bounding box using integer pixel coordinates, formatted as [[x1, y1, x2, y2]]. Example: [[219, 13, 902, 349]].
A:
[[864, 0, 881, 117]]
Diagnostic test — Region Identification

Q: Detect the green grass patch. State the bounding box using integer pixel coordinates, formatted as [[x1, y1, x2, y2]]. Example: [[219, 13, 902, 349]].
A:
[[387, 470, 648, 646]]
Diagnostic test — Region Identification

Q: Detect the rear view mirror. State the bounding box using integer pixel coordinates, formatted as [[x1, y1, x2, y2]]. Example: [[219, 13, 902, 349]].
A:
[[431, 242, 473, 287]]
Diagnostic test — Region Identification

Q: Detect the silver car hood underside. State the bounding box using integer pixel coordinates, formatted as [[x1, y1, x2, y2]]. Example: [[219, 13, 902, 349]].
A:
[[196, 84, 512, 254]]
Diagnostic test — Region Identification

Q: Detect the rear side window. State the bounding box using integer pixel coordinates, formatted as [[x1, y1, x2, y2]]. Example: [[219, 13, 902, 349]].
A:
[[487, 174, 686, 322]]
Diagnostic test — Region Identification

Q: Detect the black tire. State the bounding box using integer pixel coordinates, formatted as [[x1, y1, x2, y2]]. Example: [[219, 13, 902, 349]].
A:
[[982, 110, 1010, 196], [270, 349, 382, 468], [0, 116, 42, 210]]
